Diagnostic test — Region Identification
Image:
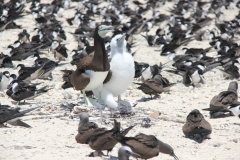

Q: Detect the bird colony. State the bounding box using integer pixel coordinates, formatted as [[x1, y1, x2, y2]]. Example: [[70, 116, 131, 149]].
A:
[[0, 0, 240, 159]]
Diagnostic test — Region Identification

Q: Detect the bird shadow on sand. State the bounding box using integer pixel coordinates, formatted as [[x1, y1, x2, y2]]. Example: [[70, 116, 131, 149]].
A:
[[136, 95, 161, 102], [0, 124, 9, 128], [183, 135, 211, 144], [11, 101, 33, 105]]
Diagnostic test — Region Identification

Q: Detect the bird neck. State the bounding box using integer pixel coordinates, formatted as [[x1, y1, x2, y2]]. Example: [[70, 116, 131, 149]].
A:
[[117, 47, 125, 54], [91, 30, 110, 71]]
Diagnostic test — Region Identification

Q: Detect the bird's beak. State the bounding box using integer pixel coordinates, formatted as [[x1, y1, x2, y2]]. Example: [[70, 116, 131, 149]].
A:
[[100, 25, 114, 32], [173, 153, 179, 160], [117, 33, 126, 44], [129, 150, 141, 158]]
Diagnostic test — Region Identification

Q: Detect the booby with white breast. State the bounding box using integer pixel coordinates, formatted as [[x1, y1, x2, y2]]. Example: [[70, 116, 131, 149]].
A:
[[96, 33, 135, 113], [68, 25, 113, 106]]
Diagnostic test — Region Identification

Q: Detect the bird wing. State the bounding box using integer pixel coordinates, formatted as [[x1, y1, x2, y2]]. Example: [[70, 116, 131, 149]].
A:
[[216, 91, 237, 105], [135, 133, 158, 148], [187, 127, 212, 136], [103, 70, 112, 84], [76, 55, 92, 70], [0, 106, 20, 124], [144, 79, 164, 93], [70, 69, 90, 90]]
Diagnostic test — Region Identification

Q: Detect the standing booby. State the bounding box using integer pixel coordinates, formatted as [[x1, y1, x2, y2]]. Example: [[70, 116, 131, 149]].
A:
[[68, 25, 113, 106], [96, 33, 135, 112]]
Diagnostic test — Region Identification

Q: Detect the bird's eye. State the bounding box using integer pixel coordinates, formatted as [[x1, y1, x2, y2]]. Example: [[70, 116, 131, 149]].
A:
[[116, 38, 119, 41]]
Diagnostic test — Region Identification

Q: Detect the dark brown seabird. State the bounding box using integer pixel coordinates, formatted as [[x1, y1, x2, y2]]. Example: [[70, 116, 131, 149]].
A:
[[202, 81, 239, 118], [134, 74, 165, 99], [111, 133, 178, 160], [182, 109, 212, 143], [88, 119, 134, 157], [69, 25, 113, 106], [75, 112, 98, 144]]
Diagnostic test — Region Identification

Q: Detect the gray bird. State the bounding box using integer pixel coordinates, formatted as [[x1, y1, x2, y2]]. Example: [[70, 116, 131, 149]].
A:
[[182, 109, 212, 143], [118, 146, 141, 160]]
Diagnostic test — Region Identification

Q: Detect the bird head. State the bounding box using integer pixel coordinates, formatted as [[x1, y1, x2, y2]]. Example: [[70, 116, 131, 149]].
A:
[[97, 25, 114, 38]]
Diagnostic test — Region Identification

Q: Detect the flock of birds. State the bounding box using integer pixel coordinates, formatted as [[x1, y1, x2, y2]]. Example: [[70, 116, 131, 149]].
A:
[[0, 0, 240, 159]]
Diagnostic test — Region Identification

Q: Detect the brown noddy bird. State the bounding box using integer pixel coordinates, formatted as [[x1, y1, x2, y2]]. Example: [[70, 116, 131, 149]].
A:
[[202, 81, 238, 118], [134, 74, 164, 99], [66, 25, 113, 106], [75, 112, 98, 144], [88, 119, 134, 156], [111, 133, 178, 160], [0, 104, 39, 127], [182, 109, 212, 143]]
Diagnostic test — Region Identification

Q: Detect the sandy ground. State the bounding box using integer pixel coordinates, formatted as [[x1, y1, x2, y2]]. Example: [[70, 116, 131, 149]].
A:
[[0, 0, 240, 160]]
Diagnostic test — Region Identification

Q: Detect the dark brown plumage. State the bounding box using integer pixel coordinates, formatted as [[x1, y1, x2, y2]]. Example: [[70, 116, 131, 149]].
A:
[[88, 119, 134, 156], [69, 25, 112, 91], [135, 75, 164, 99], [75, 112, 98, 144], [202, 81, 238, 118], [182, 109, 212, 143], [112, 133, 159, 159]]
